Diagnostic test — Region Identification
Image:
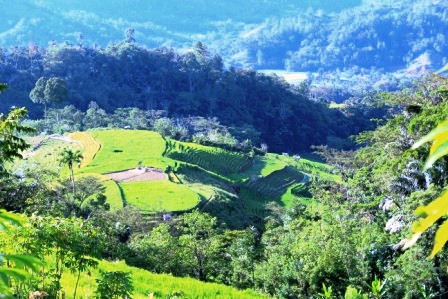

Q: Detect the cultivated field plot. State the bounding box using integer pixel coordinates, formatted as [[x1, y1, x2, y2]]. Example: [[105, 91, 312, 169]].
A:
[[120, 180, 199, 212], [240, 166, 305, 210], [71, 129, 201, 213], [80, 130, 169, 174], [244, 166, 304, 198], [101, 179, 123, 210], [228, 153, 289, 181]]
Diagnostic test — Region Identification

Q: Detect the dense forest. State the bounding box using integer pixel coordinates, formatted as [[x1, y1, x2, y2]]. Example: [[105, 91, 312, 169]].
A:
[[0, 40, 381, 152]]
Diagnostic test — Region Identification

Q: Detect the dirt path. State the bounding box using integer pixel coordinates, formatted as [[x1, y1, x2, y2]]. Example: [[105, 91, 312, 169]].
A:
[[106, 167, 167, 183]]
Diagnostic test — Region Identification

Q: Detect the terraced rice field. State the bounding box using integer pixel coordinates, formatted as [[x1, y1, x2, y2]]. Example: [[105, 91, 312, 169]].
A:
[[166, 140, 252, 176], [75, 130, 200, 212], [68, 131, 101, 167], [80, 130, 169, 174], [228, 153, 289, 181], [21, 130, 327, 216], [120, 180, 200, 212]]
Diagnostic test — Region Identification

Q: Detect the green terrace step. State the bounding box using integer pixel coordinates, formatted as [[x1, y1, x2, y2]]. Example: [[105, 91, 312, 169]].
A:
[[243, 166, 304, 198]]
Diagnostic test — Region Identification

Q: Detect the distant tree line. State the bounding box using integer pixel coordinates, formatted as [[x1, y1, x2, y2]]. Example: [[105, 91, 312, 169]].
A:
[[24, 104, 258, 152]]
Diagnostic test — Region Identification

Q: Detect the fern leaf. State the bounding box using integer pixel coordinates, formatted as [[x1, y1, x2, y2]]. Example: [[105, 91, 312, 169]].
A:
[[412, 120, 448, 150], [431, 219, 448, 258], [403, 191, 448, 255], [425, 141, 448, 170]]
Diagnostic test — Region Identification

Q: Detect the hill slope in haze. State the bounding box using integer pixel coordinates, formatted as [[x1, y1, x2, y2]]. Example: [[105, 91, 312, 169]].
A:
[[1, 0, 360, 48], [2, 0, 447, 72]]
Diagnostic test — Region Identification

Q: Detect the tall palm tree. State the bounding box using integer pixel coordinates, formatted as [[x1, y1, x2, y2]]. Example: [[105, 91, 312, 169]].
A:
[[59, 148, 83, 195]]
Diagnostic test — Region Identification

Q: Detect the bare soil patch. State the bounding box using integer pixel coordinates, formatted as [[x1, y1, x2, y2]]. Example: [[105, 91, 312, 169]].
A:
[[106, 167, 167, 183]]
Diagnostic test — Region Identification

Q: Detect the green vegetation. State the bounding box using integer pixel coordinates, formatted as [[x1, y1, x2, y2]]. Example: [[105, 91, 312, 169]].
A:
[[120, 181, 200, 213], [228, 153, 288, 181], [101, 179, 123, 211], [18, 137, 82, 174], [244, 166, 304, 198]]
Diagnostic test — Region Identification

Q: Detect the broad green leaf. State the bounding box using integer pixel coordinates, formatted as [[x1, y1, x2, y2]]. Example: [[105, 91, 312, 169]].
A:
[[430, 130, 448, 155], [403, 191, 448, 255], [0, 210, 23, 231], [3, 254, 42, 272], [413, 191, 448, 233], [0, 268, 29, 282]]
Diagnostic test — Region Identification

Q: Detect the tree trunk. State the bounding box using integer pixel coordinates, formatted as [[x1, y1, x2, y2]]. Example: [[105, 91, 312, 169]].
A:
[[70, 166, 75, 195], [73, 268, 81, 299], [44, 103, 47, 127]]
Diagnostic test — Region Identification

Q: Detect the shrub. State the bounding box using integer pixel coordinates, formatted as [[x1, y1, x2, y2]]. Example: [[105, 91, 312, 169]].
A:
[[95, 270, 133, 299]]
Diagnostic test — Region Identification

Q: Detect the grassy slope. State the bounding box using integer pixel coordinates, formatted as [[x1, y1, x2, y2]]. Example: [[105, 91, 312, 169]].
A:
[[227, 153, 288, 181], [166, 140, 252, 178], [60, 259, 267, 299], [101, 179, 123, 210]]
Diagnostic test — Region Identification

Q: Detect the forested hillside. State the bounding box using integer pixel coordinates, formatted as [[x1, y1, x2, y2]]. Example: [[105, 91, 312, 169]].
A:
[[0, 41, 371, 151], [212, 0, 448, 70]]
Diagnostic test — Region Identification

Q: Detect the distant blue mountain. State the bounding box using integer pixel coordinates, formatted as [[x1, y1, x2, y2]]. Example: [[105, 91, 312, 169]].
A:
[[3, 0, 446, 72]]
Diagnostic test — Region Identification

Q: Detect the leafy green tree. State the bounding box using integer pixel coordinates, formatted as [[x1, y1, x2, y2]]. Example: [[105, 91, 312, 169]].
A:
[[0, 83, 41, 297], [29, 77, 68, 122], [17, 216, 105, 298], [84, 101, 109, 129], [178, 210, 219, 281], [0, 107, 35, 176], [129, 223, 181, 275], [0, 210, 42, 298], [228, 229, 259, 289], [58, 148, 83, 195]]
